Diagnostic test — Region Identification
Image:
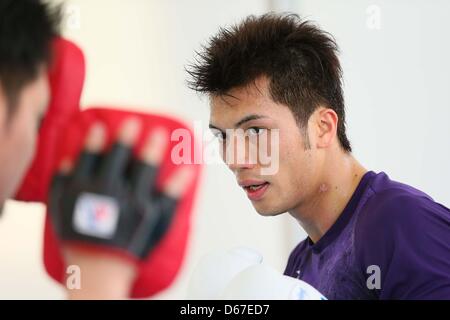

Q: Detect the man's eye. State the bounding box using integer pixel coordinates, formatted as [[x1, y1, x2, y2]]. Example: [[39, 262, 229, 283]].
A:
[[211, 130, 226, 142], [246, 127, 266, 136]]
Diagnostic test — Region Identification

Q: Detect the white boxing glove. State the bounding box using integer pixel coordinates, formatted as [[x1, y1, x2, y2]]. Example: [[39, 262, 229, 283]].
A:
[[187, 246, 326, 300], [186, 246, 263, 299], [221, 263, 327, 300]]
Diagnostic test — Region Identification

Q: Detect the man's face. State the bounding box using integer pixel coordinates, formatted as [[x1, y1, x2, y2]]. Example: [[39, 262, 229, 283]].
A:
[[210, 77, 323, 216], [0, 67, 50, 207]]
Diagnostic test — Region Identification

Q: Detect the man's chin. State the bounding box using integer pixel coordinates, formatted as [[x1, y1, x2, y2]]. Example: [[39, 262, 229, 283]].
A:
[[252, 203, 286, 217]]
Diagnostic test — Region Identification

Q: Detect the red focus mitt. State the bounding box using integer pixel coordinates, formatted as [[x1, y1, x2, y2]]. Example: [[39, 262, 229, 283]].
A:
[[43, 108, 202, 298]]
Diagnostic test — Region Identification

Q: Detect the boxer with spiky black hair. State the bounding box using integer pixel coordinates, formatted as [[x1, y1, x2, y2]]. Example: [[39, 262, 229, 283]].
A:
[[187, 13, 450, 300]]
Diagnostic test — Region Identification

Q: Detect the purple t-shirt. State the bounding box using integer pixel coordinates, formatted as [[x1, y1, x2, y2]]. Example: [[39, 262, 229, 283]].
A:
[[284, 171, 450, 299]]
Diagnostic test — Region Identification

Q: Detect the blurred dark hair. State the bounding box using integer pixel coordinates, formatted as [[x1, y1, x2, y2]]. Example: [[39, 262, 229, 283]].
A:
[[0, 0, 61, 113], [187, 13, 351, 152]]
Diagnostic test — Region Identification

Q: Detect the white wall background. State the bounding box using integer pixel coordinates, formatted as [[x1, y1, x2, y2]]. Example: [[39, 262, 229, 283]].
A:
[[0, 0, 448, 299]]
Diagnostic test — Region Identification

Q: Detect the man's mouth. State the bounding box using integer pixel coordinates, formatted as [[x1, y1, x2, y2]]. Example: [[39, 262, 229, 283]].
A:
[[239, 180, 270, 201]]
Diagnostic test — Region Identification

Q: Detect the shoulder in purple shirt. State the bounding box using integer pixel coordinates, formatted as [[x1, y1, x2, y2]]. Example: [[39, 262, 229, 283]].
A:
[[284, 171, 450, 299]]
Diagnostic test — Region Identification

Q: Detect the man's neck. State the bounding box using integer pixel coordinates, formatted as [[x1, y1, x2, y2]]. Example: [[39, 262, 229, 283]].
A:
[[289, 152, 367, 244]]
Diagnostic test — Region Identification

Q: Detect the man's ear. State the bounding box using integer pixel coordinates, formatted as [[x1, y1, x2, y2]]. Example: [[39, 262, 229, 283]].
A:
[[313, 107, 338, 149]]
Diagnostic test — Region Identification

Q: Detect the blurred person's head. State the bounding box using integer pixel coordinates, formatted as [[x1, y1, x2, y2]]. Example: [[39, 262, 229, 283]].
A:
[[0, 0, 60, 208], [187, 13, 351, 216]]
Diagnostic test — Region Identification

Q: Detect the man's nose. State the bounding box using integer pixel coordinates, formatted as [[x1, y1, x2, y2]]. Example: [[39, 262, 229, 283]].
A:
[[227, 158, 257, 173], [222, 134, 258, 172]]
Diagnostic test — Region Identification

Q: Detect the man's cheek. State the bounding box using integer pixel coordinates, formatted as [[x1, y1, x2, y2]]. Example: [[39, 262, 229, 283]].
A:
[[259, 129, 280, 176]]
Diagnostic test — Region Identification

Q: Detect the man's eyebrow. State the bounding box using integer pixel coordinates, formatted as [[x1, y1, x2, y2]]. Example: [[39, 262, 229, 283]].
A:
[[209, 114, 268, 131], [234, 114, 268, 128]]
